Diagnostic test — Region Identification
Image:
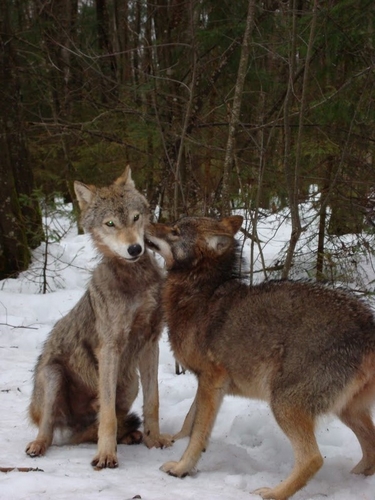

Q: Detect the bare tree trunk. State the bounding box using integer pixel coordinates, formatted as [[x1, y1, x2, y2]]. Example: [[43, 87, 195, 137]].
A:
[[316, 159, 334, 281], [0, 0, 43, 278], [113, 0, 130, 84], [221, 0, 256, 216], [281, 0, 298, 279], [282, 0, 318, 279], [36, 0, 81, 210], [96, 0, 118, 97], [0, 134, 31, 279], [250, 92, 268, 284]]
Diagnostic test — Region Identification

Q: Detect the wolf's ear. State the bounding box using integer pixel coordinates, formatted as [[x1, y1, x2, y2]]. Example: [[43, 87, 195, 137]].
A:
[[114, 165, 135, 188], [220, 215, 243, 235], [74, 181, 96, 210], [205, 234, 233, 255]]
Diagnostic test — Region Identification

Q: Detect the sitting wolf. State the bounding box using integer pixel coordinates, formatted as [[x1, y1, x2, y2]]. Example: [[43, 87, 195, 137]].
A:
[[26, 167, 171, 468]]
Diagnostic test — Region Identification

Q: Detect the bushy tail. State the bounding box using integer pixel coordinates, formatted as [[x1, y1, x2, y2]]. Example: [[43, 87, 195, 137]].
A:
[[70, 411, 142, 445]]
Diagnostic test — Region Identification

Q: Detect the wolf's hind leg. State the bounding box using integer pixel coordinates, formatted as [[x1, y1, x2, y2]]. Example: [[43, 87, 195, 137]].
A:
[[26, 364, 64, 457], [338, 408, 375, 475], [70, 423, 98, 444], [173, 394, 197, 441], [254, 405, 323, 500], [337, 354, 375, 475]]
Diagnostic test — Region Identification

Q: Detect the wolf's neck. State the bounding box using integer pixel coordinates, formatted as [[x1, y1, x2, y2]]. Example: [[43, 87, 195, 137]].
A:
[[100, 252, 159, 284], [163, 253, 240, 346], [167, 251, 240, 302]]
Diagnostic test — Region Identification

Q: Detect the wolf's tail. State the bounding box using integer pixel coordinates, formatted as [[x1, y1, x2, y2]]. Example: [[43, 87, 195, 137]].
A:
[[69, 411, 142, 445]]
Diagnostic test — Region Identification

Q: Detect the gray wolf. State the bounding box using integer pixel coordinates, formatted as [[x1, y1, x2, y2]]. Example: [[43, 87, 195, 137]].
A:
[[145, 215, 375, 499], [26, 167, 172, 469]]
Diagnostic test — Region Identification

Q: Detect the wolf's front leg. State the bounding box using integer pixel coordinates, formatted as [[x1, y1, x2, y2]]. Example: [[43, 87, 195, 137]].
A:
[[161, 368, 228, 477], [91, 346, 120, 469], [139, 340, 173, 448]]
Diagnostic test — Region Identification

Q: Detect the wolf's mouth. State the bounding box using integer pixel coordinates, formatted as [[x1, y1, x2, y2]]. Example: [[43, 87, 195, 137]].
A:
[[145, 237, 160, 252]]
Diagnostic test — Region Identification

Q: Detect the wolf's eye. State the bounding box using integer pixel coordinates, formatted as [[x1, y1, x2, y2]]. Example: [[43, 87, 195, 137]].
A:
[[170, 227, 180, 236], [133, 214, 140, 222], [105, 220, 115, 227]]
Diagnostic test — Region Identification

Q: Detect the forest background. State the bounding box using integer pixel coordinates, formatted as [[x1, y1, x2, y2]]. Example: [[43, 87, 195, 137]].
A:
[[1, 0, 375, 286]]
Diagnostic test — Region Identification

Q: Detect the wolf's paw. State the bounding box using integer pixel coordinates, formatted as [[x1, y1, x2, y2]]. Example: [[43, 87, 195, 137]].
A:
[[160, 460, 191, 478], [143, 433, 174, 449], [25, 439, 48, 457], [91, 452, 119, 470], [253, 487, 285, 500]]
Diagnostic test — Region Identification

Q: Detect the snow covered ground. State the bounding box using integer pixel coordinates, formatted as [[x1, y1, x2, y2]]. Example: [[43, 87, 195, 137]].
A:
[[1, 202, 375, 500]]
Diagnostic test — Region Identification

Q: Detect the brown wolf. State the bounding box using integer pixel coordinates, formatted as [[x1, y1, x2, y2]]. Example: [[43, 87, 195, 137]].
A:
[[145, 215, 375, 500], [26, 167, 171, 469]]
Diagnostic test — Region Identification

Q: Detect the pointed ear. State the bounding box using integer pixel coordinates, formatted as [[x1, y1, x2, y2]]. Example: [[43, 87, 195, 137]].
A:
[[114, 165, 135, 188], [205, 234, 233, 255], [74, 181, 96, 211], [220, 215, 243, 235]]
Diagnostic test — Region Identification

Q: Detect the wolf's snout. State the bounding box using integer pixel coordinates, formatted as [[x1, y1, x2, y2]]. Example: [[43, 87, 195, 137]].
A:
[[128, 243, 143, 257]]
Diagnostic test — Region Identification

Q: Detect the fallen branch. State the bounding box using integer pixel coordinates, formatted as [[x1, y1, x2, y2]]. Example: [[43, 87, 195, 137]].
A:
[[0, 467, 44, 473], [0, 323, 38, 330]]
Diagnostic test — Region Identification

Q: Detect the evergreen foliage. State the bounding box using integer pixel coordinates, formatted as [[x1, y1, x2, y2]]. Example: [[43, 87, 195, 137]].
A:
[[1, 0, 375, 281]]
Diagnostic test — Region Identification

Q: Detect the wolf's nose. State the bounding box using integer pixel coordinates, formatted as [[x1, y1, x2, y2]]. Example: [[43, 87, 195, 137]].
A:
[[128, 244, 143, 257]]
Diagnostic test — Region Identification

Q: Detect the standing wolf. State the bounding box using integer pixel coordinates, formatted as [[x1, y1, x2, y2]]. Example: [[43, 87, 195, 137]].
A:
[[26, 167, 171, 469], [145, 215, 375, 500]]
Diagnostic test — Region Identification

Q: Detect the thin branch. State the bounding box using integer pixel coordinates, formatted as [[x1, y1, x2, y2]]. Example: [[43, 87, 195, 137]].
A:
[[221, 0, 257, 215], [0, 323, 38, 330], [173, 0, 198, 218], [282, 0, 318, 278]]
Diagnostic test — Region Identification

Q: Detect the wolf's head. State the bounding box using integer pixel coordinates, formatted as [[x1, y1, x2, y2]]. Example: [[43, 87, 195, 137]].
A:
[[145, 216, 243, 270], [74, 166, 149, 262]]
